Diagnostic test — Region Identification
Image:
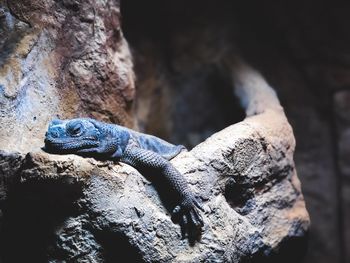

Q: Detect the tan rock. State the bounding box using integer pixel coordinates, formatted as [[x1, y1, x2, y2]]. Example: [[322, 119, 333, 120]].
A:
[[0, 59, 309, 262]]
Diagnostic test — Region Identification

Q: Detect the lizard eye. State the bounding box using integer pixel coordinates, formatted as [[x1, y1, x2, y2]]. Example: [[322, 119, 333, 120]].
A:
[[68, 122, 83, 136]]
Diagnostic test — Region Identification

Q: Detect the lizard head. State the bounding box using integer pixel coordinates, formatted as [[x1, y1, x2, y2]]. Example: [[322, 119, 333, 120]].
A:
[[44, 118, 102, 153]]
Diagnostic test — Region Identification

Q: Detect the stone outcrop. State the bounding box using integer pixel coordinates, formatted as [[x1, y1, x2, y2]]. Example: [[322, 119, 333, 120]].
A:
[[0, 0, 135, 153], [0, 60, 309, 262], [0, 0, 310, 262], [334, 90, 350, 260], [121, 2, 350, 262]]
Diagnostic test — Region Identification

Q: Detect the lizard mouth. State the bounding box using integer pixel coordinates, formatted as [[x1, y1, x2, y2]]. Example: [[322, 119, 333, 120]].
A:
[[44, 137, 99, 152]]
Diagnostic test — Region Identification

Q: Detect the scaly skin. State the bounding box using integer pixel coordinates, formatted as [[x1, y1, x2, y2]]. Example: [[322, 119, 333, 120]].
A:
[[44, 118, 204, 238]]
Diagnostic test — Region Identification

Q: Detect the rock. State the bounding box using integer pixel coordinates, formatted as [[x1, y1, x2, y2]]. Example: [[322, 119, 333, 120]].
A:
[[0, 1, 310, 261], [236, 45, 342, 263], [334, 90, 350, 262], [0, 61, 309, 262], [122, 1, 245, 147], [0, 0, 135, 153]]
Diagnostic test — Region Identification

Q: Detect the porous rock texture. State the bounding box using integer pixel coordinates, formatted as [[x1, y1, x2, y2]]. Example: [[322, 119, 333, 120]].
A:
[[0, 0, 310, 262], [0, 62, 309, 262], [0, 0, 135, 153], [123, 2, 350, 262]]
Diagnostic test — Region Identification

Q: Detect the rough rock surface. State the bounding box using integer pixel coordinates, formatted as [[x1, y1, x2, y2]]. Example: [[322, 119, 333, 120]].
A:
[[122, 1, 245, 147], [122, 2, 350, 262], [334, 90, 350, 261], [0, 62, 309, 262], [0, 0, 311, 262], [228, 2, 350, 262], [0, 0, 135, 153]]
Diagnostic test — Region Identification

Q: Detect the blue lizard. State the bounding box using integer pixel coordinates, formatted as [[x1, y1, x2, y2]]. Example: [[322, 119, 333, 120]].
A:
[[44, 118, 204, 238]]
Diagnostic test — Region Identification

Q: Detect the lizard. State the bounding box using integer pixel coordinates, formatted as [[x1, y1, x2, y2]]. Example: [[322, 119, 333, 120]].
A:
[[44, 118, 204, 238]]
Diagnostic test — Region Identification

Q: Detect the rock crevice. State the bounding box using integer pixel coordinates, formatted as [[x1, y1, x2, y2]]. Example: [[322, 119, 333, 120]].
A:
[[0, 61, 309, 262]]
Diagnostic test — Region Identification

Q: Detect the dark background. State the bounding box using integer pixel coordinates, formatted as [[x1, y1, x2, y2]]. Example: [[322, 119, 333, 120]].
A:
[[121, 1, 350, 262]]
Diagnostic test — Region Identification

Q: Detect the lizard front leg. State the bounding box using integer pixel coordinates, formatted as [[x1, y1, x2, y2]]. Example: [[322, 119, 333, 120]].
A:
[[121, 146, 204, 238]]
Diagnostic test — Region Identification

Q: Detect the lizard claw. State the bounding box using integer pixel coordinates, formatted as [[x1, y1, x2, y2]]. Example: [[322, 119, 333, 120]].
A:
[[171, 196, 204, 241], [172, 205, 181, 215], [194, 198, 205, 212]]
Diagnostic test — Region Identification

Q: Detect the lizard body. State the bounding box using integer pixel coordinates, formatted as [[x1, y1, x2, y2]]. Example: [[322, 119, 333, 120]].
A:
[[44, 118, 203, 238]]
